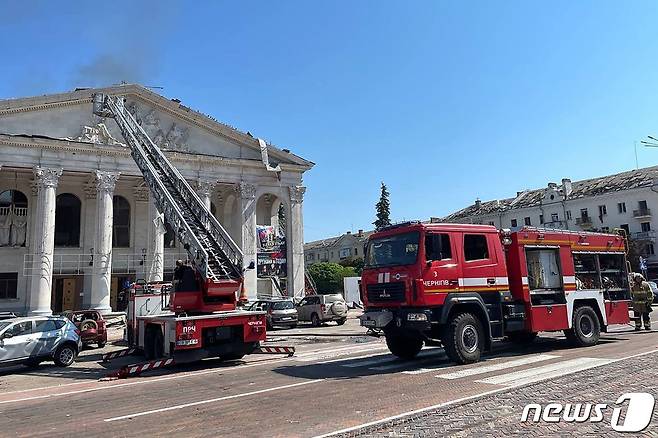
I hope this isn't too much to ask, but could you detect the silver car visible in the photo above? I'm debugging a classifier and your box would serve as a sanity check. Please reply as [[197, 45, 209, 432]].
[[0, 316, 81, 367], [296, 294, 348, 326]]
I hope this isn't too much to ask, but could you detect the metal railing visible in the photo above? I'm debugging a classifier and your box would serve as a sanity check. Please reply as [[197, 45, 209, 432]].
[[575, 216, 593, 226], [632, 231, 656, 240], [633, 208, 652, 218], [23, 253, 183, 277], [0, 206, 27, 217]]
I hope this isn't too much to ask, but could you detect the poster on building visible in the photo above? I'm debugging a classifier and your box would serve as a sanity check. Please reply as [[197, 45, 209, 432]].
[[257, 224, 287, 277], [257, 250, 287, 277]]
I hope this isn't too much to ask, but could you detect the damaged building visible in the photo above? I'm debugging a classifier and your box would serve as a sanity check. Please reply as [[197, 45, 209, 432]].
[[438, 166, 658, 277], [0, 84, 313, 315]]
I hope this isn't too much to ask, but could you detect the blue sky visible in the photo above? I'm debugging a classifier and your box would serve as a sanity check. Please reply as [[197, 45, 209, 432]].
[[2, 1, 658, 241]]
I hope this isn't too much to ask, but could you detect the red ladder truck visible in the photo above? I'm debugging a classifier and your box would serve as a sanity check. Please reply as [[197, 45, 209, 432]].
[[92, 94, 291, 371], [359, 222, 631, 364]]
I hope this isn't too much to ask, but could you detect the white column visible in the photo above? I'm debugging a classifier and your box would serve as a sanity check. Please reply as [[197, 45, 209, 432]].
[[287, 186, 306, 298], [237, 182, 257, 301], [91, 170, 120, 314], [148, 200, 165, 282], [27, 167, 62, 316], [196, 180, 215, 211]]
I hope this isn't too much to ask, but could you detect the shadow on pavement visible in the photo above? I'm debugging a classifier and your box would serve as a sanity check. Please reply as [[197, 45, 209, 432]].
[[271, 334, 630, 381]]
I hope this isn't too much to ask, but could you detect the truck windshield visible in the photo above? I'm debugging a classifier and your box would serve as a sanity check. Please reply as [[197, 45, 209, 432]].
[[365, 231, 420, 268]]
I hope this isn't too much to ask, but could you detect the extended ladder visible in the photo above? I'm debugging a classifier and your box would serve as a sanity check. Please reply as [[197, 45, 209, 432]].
[[92, 94, 243, 284]]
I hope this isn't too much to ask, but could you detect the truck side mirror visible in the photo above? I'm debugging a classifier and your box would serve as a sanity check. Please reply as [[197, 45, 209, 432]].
[[2, 332, 13, 339]]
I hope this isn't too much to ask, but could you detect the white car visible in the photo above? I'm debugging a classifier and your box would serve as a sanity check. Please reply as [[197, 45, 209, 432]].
[[0, 316, 82, 368]]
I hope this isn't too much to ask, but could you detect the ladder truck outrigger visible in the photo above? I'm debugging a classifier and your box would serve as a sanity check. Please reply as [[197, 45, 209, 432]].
[[93, 94, 293, 377]]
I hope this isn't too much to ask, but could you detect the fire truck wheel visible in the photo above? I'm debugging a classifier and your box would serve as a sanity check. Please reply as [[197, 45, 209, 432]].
[[385, 329, 423, 360], [565, 306, 600, 347], [443, 312, 484, 364]]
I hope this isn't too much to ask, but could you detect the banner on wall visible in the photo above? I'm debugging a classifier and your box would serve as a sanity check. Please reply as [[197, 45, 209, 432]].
[[257, 224, 287, 277], [257, 250, 287, 277]]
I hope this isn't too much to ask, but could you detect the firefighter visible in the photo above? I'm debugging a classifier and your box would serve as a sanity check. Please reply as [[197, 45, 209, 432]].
[[173, 259, 184, 291], [631, 273, 653, 331]]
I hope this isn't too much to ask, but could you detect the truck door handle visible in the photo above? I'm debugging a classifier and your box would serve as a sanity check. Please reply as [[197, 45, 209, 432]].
[[487, 278, 496, 285], [449, 280, 459, 286]]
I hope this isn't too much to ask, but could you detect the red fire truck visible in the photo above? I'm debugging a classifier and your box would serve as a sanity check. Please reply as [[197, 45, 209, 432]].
[[360, 222, 631, 364], [92, 94, 287, 373]]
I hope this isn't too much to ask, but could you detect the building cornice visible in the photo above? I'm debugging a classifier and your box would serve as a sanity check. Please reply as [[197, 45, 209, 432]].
[[0, 133, 304, 174], [0, 84, 314, 171]]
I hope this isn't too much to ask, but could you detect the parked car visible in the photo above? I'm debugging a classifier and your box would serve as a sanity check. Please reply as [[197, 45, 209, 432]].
[[296, 294, 348, 326], [0, 316, 81, 367], [248, 299, 298, 329], [62, 310, 107, 348]]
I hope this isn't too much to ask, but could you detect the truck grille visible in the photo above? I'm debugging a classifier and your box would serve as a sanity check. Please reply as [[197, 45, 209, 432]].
[[367, 282, 405, 302]]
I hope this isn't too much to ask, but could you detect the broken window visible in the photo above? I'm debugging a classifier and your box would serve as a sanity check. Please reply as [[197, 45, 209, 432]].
[[54, 193, 81, 247], [0, 190, 28, 247], [112, 195, 131, 248]]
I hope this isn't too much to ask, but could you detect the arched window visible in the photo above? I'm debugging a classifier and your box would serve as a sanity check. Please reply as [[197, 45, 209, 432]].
[[112, 196, 131, 248], [164, 221, 176, 248], [54, 194, 81, 247], [0, 190, 28, 247]]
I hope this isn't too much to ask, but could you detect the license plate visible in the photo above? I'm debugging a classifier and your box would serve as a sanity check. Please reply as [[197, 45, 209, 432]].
[[362, 320, 376, 327]]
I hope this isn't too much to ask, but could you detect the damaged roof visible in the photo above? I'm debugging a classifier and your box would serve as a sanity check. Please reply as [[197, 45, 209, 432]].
[[0, 83, 314, 169], [305, 230, 374, 250], [442, 165, 658, 222]]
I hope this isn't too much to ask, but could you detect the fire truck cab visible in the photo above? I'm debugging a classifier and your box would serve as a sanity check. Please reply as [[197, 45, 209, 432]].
[[360, 222, 631, 364]]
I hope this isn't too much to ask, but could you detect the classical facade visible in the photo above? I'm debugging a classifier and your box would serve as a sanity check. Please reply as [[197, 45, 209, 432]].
[[0, 84, 313, 315], [304, 229, 372, 265], [438, 166, 658, 276]]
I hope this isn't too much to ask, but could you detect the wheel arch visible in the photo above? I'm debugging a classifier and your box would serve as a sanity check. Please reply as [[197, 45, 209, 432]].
[[439, 294, 492, 350], [571, 298, 606, 331]]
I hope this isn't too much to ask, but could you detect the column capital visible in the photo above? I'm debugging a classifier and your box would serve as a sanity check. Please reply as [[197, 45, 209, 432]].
[[289, 185, 306, 204], [94, 170, 120, 195], [236, 182, 256, 200], [33, 167, 63, 190], [196, 179, 216, 198]]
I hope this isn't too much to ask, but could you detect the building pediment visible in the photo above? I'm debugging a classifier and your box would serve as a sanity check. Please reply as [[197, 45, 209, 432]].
[[0, 84, 313, 170]]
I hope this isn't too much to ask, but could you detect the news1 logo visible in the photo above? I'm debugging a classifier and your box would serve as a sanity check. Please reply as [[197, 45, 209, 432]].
[[521, 393, 655, 432]]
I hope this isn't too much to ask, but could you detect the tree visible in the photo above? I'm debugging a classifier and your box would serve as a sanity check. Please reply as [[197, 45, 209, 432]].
[[373, 182, 391, 230], [339, 257, 365, 275], [307, 262, 357, 294]]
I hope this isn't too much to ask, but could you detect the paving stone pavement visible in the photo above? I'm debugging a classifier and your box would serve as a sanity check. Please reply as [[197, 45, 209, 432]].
[[342, 351, 658, 437]]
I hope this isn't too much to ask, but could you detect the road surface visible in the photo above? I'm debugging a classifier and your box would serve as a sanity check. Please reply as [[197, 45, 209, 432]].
[[0, 312, 656, 437]]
